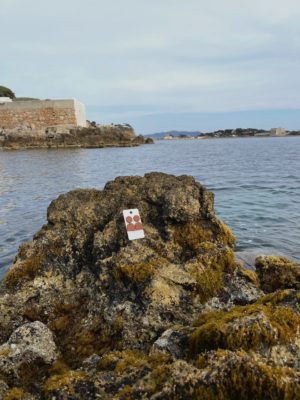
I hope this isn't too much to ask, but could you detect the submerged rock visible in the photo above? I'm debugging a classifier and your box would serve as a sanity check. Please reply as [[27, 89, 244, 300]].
[[0, 172, 299, 399]]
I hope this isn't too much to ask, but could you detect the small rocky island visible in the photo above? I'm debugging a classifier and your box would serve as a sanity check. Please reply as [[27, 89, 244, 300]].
[[0, 173, 299, 399]]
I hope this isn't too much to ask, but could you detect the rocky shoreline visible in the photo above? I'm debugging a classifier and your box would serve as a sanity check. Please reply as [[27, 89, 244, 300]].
[[0, 125, 153, 150], [0, 173, 299, 399]]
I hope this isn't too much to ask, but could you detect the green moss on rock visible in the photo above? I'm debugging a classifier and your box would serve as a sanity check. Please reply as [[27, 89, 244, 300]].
[[3, 388, 27, 400], [0, 347, 12, 358], [4, 252, 43, 287], [173, 223, 214, 252], [185, 240, 236, 303], [186, 261, 224, 303], [190, 302, 300, 355], [237, 266, 259, 286], [98, 349, 170, 373], [43, 370, 87, 394], [256, 289, 297, 306], [255, 256, 300, 293], [98, 350, 171, 398], [190, 350, 300, 400], [218, 221, 236, 248], [114, 257, 168, 284]]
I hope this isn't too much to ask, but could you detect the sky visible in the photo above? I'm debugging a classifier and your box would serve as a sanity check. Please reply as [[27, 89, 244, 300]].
[[1, 0, 300, 134]]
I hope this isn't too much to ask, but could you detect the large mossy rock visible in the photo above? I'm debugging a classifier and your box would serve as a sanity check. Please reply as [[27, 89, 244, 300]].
[[0, 173, 299, 399]]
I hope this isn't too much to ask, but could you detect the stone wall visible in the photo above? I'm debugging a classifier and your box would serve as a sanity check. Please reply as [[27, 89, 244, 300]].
[[0, 99, 86, 130]]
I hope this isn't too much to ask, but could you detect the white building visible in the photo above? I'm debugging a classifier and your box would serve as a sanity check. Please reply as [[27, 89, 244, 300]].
[[163, 134, 174, 140], [0, 97, 13, 103]]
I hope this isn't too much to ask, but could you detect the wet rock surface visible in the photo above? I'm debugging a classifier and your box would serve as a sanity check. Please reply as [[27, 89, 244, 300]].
[[0, 172, 299, 399]]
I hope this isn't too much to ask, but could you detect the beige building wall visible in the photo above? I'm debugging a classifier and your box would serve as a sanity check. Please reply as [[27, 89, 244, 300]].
[[270, 127, 286, 136], [0, 99, 87, 130], [73, 99, 87, 127]]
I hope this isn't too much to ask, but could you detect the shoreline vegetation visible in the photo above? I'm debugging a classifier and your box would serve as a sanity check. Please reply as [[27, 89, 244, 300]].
[[0, 173, 299, 399]]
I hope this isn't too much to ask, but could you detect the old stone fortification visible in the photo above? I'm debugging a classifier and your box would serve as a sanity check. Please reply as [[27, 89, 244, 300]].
[[0, 99, 86, 130], [0, 99, 155, 149]]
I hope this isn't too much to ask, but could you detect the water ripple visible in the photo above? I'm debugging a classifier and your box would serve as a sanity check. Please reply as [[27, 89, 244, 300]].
[[0, 136, 300, 276]]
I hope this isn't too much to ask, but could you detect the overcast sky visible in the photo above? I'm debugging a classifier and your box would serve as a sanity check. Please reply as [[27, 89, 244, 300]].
[[1, 0, 300, 133]]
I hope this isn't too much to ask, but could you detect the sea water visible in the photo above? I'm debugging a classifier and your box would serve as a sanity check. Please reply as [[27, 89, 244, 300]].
[[1, 136, 299, 277]]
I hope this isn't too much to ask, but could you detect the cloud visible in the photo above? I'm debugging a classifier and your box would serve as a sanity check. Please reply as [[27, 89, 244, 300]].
[[1, 0, 300, 131]]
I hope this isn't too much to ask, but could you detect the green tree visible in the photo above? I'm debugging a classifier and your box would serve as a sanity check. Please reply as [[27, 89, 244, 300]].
[[0, 85, 15, 99]]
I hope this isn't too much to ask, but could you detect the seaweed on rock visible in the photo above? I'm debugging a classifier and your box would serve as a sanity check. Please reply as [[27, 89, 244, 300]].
[[0, 173, 299, 399]]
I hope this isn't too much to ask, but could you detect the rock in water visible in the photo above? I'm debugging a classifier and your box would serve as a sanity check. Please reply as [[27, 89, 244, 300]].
[[0, 173, 299, 399], [255, 255, 300, 292], [0, 125, 152, 150]]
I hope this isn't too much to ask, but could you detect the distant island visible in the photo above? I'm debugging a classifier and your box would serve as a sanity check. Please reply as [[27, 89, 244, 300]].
[[148, 127, 300, 140]]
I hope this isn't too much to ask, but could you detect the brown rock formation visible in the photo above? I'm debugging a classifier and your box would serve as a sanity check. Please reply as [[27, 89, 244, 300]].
[[0, 125, 151, 150], [0, 173, 299, 399]]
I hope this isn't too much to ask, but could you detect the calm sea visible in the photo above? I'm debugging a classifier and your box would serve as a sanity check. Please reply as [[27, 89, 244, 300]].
[[1, 136, 299, 277]]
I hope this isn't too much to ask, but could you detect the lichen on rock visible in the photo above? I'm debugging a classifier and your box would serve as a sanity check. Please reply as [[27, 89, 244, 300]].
[[0, 172, 299, 399]]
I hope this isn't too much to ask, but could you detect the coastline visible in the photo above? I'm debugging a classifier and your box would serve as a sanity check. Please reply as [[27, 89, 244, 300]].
[[156, 134, 299, 141], [0, 126, 154, 151]]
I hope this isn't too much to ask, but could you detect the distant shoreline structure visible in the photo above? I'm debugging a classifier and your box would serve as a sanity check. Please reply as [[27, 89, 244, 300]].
[[147, 127, 300, 140], [0, 98, 87, 130]]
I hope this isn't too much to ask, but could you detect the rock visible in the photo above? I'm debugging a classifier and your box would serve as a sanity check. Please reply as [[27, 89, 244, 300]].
[[255, 255, 300, 292], [0, 380, 9, 398], [1, 387, 38, 399], [151, 328, 190, 359], [203, 263, 263, 311], [0, 125, 150, 150], [145, 137, 154, 144], [157, 350, 300, 399], [0, 172, 299, 398], [216, 265, 264, 307], [82, 354, 101, 372], [0, 321, 58, 385], [131, 134, 146, 144], [235, 248, 285, 268], [5, 321, 58, 363]]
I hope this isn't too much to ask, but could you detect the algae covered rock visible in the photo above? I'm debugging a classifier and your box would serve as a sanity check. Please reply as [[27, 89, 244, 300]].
[[2, 173, 235, 359], [255, 255, 300, 293], [0, 172, 299, 399]]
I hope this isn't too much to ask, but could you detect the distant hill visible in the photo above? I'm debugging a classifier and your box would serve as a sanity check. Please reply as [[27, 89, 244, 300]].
[[146, 130, 203, 138]]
